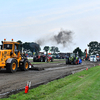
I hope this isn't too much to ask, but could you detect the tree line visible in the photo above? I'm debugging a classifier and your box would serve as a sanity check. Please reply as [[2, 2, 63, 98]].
[[17, 40, 98, 57], [17, 40, 60, 55], [73, 41, 100, 57]]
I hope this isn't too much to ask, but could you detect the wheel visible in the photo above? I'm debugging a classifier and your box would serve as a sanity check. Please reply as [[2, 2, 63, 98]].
[[33, 57, 36, 62], [6, 59, 17, 73], [74, 60, 77, 65], [66, 59, 69, 64], [40, 57, 43, 62], [43, 57, 47, 62], [77, 60, 79, 64], [20, 60, 29, 71], [51, 58, 53, 62], [71, 61, 74, 64]]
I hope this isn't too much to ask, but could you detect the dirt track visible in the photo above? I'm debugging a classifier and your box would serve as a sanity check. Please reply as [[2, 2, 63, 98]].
[[0, 60, 99, 98]]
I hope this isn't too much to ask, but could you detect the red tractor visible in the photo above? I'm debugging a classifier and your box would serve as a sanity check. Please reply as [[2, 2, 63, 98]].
[[33, 53, 53, 62]]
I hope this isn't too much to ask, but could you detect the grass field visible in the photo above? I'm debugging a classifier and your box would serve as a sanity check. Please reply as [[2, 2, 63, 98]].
[[1, 65, 100, 100], [30, 59, 65, 64]]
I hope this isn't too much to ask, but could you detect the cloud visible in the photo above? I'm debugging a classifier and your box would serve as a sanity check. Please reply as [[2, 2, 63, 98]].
[[0, 0, 100, 52], [34, 0, 100, 18], [1, 0, 100, 28]]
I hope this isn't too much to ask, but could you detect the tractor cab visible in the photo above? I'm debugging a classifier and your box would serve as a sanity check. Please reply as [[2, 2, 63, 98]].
[[2, 39, 19, 49], [70, 53, 75, 57], [2, 39, 20, 57]]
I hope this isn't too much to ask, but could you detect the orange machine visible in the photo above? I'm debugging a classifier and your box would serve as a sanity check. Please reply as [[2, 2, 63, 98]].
[[85, 49, 87, 59], [0, 39, 29, 73], [85, 49, 89, 60]]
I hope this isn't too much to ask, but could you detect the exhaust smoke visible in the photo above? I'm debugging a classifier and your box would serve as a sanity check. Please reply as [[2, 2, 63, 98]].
[[53, 30, 73, 47], [36, 29, 74, 47]]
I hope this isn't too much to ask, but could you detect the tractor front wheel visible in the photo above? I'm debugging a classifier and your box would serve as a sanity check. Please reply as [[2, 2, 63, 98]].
[[6, 59, 17, 73]]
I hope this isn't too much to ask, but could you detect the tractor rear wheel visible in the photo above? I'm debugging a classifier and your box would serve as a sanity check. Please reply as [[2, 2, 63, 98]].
[[33, 57, 36, 62], [74, 60, 78, 65], [66, 59, 69, 64], [40, 57, 43, 62], [6, 59, 17, 73], [20, 60, 29, 71]]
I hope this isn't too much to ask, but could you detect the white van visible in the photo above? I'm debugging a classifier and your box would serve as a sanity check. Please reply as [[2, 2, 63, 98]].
[[90, 55, 97, 62]]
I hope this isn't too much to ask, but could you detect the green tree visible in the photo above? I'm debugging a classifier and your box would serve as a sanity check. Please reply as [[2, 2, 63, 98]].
[[50, 46, 60, 54], [17, 40, 23, 52], [51, 46, 56, 54], [43, 46, 49, 55], [23, 42, 41, 55], [30, 42, 41, 55], [88, 41, 100, 55], [17, 40, 22, 44], [55, 47, 60, 54], [50, 46, 55, 54], [73, 47, 83, 57]]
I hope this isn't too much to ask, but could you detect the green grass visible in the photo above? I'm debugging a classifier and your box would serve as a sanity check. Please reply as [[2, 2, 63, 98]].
[[1, 66, 100, 100], [31, 59, 65, 64], [28, 59, 33, 60]]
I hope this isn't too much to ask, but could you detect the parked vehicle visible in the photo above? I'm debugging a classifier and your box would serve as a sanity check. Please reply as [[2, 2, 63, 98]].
[[89, 55, 97, 62], [96, 54, 100, 61]]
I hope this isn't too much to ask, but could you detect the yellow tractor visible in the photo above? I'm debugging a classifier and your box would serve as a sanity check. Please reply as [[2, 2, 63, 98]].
[[0, 39, 29, 73]]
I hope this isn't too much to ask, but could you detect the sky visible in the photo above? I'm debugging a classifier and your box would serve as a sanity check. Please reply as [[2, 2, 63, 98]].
[[0, 0, 100, 52]]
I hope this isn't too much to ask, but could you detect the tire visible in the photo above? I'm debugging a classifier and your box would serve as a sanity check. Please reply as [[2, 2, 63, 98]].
[[66, 59, 69, 64], [77, 60, 79, 64], [33, 57, 36, 62], [43, 57, 47, 62], [74, 60, 77, 65], [71, 61, 74, 65], [43, 57, 45, 62], [51, 58, 53, 62], [6, 59, 18, 73], [40, 57, 43, 62], [20, 60, 29, 71]]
